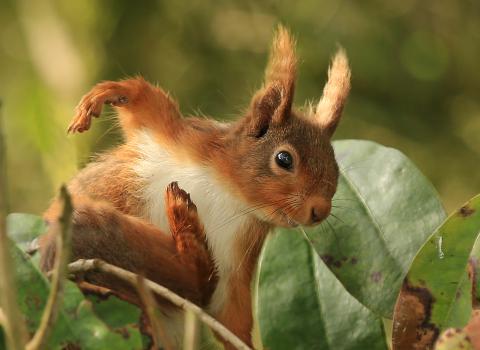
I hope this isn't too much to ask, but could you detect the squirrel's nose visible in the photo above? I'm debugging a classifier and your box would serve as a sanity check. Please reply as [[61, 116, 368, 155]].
[[309, 198, 332, 224]]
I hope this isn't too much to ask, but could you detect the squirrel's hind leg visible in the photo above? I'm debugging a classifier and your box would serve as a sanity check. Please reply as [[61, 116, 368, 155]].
[[68, 77, 183, 140], [40, 190, 216, 307]]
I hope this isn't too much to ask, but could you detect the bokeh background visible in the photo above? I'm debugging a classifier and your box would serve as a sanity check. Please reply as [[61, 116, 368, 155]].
[[0, 0, 479, 214]]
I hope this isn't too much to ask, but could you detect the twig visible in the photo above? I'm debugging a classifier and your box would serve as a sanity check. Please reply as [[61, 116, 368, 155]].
[[26, 186, 73, 350], [0, 307, 6, 326], [136, 275, 175, 350], [183, 309, 199, 350], [0, 101, 28, 349], [68, 259, 253, 350]]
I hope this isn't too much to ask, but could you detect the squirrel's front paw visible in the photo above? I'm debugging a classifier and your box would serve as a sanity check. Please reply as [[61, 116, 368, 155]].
[[165, 182, 216, 302], [165, 181, 203, 247], [68, 81, 129, 134]]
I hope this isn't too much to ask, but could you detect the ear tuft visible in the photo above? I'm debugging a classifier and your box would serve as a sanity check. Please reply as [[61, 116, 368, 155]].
[[245, 25, 297, 136], [315, 48, 351, 136], [265, 25, 297, 97]]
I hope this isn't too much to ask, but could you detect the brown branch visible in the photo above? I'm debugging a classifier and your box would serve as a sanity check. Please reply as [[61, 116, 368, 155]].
[[68, 259, 253, 350], [0, 101, 28, 350], [136, 275, 175, 350], [26, 186, 73, 350]]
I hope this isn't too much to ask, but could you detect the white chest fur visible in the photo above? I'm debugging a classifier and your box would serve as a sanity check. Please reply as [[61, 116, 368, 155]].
[[132, 130, 249, 312]]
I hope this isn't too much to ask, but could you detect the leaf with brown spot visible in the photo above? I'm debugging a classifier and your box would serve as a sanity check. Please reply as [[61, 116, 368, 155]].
[[393, 194, 480, 350], [459, 206, 476, 218]]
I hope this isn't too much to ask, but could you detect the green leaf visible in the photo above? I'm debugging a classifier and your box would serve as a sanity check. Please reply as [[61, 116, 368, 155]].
[[255, 228, 388, 350], [392, 194, 480, 350], [8, 236, 77, 348], [86, 294, 148, 348], [7, 213, 144, 349], [87, 294, 142, 329], [303, 140, 446, 317], [7, 213, 46, 251], [72, 299, 143, 350]]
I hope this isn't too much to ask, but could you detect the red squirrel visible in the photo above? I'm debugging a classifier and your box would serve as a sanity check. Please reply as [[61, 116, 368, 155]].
[[40, 26, 350, 348]]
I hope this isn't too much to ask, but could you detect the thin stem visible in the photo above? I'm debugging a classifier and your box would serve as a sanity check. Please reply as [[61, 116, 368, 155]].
[[0, 307, 6, 327], [0, 101, 28, 350], [68, 259, 252, 350], [26, 186, 73, 350], [136, 275, 175, 350], [183, 309, 198, 350]]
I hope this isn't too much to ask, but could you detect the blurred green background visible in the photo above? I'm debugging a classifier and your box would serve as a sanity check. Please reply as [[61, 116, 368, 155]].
[[0, 0, 479, 214]]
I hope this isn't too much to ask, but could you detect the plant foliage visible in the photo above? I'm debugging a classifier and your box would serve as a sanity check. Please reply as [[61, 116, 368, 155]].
[[1, 140, 479, 350]]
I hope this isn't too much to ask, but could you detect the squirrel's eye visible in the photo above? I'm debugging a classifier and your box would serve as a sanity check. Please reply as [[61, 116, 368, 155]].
[[275, 151, 293, 170]]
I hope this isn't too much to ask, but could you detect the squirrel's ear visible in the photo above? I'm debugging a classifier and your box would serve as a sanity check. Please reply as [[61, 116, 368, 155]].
[[246, 25, 297, 137], [314, 49, 351, 137]]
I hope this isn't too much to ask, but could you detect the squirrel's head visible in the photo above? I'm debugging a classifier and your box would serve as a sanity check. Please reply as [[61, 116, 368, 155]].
[[224, 26, 351, 228]]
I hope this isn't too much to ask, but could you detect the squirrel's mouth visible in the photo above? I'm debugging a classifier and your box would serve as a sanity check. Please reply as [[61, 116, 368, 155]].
[[280, 210, 299, 228], [254, 204, 301, 228]]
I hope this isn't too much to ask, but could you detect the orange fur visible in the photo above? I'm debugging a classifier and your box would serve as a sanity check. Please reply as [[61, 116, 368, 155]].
[[215, 220, 269, 348], [69, 77, 183, 141], [314, 49, 351, 135], [41, 25, 351, 347]]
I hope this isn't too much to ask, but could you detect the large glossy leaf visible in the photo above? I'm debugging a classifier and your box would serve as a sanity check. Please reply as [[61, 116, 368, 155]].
[[6, 213, 144, 349], [392, 194, 480, 350], [255, 228, 388, 350], [303, 140, 446, 317]]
